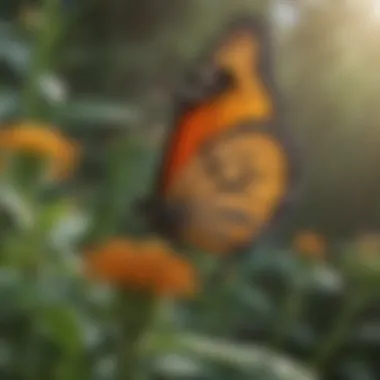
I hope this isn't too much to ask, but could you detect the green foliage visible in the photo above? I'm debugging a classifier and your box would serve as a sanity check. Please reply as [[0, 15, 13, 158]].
[[1, 1, 380, 380]]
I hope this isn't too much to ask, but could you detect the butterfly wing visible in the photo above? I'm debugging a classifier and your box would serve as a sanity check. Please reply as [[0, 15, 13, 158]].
[[140, 16, 298, 255]]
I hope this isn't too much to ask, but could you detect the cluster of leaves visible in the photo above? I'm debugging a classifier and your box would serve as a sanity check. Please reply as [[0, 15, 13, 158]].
[[1, 1, 380, 380]]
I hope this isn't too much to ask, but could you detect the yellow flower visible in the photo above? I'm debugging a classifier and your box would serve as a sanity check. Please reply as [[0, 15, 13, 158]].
[[85, 238, 197, 297], [293, 230, 326, 260], [0, 123, 79, 179]]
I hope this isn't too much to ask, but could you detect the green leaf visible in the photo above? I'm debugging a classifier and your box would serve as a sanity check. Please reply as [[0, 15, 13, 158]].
[[145, 332, 318, 380], [154, 354, 207, 379], [86, 135, 154, 242], [0, 339, 12, 369], [0, 23, 32, 78], [37, 199, 72, 233], [37, 305, 82, 355], [2, 152, 52, 197], [238, 286, 274, 319], [0, 184, 34, 232], [0, 89, 20, 120], [339, 360, 376, 380], [0, 268, 28, 316], [49, 208, 89, 250], [58, 99, 142, 127]]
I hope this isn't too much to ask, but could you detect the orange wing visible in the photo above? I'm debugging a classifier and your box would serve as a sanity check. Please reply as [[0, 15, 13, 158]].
[[143, 17, 294, 255], [160, 21, 275, 194]]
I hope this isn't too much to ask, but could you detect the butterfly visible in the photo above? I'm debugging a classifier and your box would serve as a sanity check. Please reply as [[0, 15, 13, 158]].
[[139, 16, 299, 256]]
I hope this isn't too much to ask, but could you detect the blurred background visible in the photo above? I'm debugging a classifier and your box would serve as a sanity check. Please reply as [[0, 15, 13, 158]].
[[1, 1, 380, 380]]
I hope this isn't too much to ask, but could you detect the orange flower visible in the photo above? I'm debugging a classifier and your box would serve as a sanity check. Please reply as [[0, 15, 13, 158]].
[[293, 230, 326, 260], [85, 238, 197, 297], [0, 123, 79, 179]]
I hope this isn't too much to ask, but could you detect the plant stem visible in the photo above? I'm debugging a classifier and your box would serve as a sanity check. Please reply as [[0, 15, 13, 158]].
[[271, 283, 304, 348], [270, 260, 309, 348], [116, 291, 155, 380], [22, 0, 63, 119], [20, 321, 40, 380]]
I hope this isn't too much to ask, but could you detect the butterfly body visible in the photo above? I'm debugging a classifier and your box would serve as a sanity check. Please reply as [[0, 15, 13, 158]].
[[140, 17, 298, 255]]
